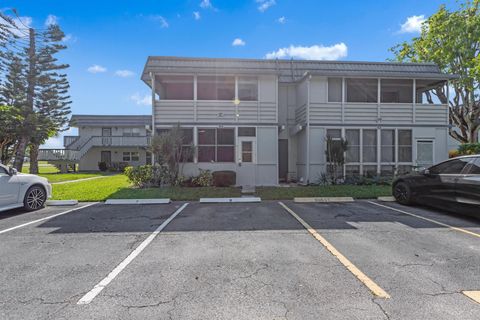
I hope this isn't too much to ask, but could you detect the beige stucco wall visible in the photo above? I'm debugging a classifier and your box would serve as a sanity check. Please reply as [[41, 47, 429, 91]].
[[79, 147, 148, 171]]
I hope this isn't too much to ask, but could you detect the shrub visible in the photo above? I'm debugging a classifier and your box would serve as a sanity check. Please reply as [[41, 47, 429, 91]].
[[124, 165, 169, 188], [449, 149, 460, 158], [98, 161, 108, 172], [212, 170, 236, 187], [191, 169, 213, 187], [458, 143, 480, 156]]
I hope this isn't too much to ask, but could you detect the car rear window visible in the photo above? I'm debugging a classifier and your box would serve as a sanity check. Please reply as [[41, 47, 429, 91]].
[[466, 157, 480, 174]]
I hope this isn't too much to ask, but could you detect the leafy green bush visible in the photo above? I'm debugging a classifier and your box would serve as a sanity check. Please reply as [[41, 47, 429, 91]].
[[458, 143, 480, 156], [98, 161, 108, 172], [124, 165, 169, 188], [191, 169, 213, 187]]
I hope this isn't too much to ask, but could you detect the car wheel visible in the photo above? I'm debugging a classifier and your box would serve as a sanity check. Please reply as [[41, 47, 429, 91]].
[[23, 185, 46, 211], [393, 182, 413, 205]]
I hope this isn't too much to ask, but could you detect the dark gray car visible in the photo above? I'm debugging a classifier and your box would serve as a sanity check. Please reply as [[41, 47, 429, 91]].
[[392, 155, 480, 215]]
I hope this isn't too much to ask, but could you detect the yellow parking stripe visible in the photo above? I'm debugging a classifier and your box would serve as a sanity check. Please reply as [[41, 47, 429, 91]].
[[463, 291, 480, 304], [367, 201, 480, 239], [278, 202, 390, 299]]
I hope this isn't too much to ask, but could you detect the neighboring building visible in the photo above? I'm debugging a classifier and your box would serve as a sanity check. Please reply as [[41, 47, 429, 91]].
[[40, 56, 455, 185]]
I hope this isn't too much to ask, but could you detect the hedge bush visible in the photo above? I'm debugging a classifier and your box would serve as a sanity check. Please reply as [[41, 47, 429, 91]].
[[458, 143, 480, 156], [124, 165, 169, 188]]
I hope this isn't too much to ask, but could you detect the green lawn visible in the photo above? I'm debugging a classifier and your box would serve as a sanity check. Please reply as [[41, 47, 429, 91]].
[[256, 185, 392, 200], [22, 161, 59, 174], [51, 174, 392, 201], [41, 173, 109, 183]]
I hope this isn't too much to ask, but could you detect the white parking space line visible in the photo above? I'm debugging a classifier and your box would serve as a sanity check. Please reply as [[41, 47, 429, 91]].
[[0, 203, 98, 235], [77, 202, 189, 305], [279, 202, 390, 299], [366, 201, 480, 239]]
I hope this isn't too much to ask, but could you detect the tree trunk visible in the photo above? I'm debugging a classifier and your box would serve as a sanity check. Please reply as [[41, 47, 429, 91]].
[[13, 136, 28, 171], [29, 143, 39, 174]]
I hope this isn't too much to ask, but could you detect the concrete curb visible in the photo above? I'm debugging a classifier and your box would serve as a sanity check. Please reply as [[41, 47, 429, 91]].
[[46, 200, 79, 206], [200, 197, 261, 203], [377, 196, 396, 202], [294, 197, 354, 203], [105, 199, 171, 205]]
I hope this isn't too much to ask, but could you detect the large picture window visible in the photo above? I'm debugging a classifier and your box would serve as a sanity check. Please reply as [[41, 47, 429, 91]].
[[398, 130, 412, 162], [328, 78, 342, 102], [238, 76, 258, 101], [345, 129, 360, 162], [381, 129, 395, 162], [346, 78, 378, 103], [156, 128, 194, 162], [362, 129, 377, 162], [381, 79, 413, 103], [197, 76, 235, 100], [155, 75, 194, 100], [198, 128, 235, 162]]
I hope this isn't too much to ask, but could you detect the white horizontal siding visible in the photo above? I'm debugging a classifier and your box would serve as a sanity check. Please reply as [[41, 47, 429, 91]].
[[309, 103, 342, 123], [415, 104, 448, 124], [155, 101, 194, 122], [380, 104, 413, 124], [344, 104, 377, 124]]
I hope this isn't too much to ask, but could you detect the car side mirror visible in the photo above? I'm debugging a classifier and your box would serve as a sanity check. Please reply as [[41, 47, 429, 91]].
[[9, 167, 17, 176]]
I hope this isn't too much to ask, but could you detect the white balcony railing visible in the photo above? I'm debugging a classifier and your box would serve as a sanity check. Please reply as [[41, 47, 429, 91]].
[[38, 149, 79, 161]]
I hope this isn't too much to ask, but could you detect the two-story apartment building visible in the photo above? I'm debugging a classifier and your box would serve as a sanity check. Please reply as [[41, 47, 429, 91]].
[[41, 56, 454, 186]]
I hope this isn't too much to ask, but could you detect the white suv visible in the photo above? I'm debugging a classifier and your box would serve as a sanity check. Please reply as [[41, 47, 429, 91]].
[[0, 163, 52, 212]]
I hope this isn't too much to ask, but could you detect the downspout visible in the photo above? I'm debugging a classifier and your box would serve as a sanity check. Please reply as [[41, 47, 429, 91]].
[[306, 75, 311, 184], [150, 72, 155, 165]]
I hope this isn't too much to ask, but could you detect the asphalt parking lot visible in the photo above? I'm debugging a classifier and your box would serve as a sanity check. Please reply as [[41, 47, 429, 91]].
[[1, 200, 480, 320]]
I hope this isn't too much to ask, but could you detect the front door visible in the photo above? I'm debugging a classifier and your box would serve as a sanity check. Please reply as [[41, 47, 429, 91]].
[[102, 128, 112, 146], [416, 140, 434, 169], [236, 137, 256, 186], [278, 139, 288, 182], [100, 151, 111, 166]]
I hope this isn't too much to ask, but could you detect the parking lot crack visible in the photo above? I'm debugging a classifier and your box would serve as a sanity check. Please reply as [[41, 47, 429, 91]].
[[371, 298, 390, 320]]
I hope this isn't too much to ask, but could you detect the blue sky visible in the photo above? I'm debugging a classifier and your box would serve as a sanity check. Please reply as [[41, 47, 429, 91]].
[[3, 0, 459, 147]]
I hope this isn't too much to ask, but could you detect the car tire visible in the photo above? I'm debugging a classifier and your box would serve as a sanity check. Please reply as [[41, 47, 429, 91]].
[[393, 182, 413, 205], [23, 185, 46, 211]]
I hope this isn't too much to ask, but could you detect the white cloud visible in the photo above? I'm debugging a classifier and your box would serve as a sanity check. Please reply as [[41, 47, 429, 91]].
[[87, 65, 107, 73], [277, 16, 286, 24], [399, 15, 426, 33], [130, 93, 151, 106], [62, 34, 75, 42], [45, 14, 58, 26], [200, 0, 213, 9], [151, 15, 169, 28], [265, 43, 348, 60], [232, 38, 246, 46], [115, 70, 135, 77], [193, 11, 201, 20], [257, 0, 276, 12]]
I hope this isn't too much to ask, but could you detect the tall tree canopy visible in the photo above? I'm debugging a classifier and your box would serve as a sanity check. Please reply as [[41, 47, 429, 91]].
[[391, 0, 480, 143]]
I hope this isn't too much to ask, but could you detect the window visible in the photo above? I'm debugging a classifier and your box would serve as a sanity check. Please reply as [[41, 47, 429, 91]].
[[362, 129, 377, 162], [238, 77, 258, 101], [398, 130, 412, 162], [123, 152, 139, 162], [381, 79, 413, 103], [241, 141, 253, 162], [326, 129, 342, 162], [466, 158, 480, 174], [346, 78, 378, 103], [156, 128, 194, 162], [345, 165, 360, 177], [429, 158, 470, 174], [197, 128, 235, 162], [123, 128, 141, 137], [381, 130, 395, 162], [0, 166, 9, 176], [345, 129, 360, 162], [415, 79, 447, 104], [238, 127, 256, 137], [197, 76, 235, 100], [155, 75, 194, 100], [363, 165, 377, 177], [328, 78, 342, 102]]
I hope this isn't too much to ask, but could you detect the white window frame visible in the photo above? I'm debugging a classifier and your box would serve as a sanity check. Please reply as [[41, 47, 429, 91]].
[[123, 151, 140, 162]]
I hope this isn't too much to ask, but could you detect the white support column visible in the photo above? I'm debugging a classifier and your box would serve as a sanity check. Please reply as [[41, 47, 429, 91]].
[[412, 79, 416, 124], [377, 128, 381, 175], [341, 77, 345, 123], [194, 75, 198, 122], [377, 78, 381, 121], [193, 126, 198, 163], [150, 72, 155, 165], [306, 76, 311, 184]]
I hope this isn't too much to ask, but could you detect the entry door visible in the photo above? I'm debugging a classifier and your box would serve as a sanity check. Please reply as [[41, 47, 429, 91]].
[[416, 140, 434, 169], [102, 128, 112, 146], [100, 151, 111, 165], [278, 139, 288, 182], [236, 137, 256, 186]]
